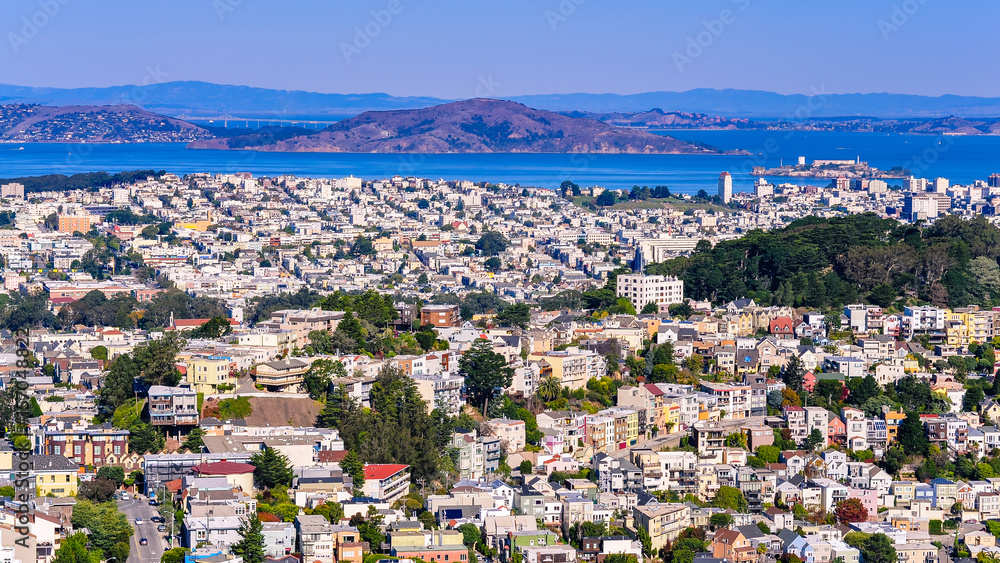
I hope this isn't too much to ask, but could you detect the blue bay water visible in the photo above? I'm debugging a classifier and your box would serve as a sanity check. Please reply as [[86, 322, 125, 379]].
[[0, 130, 996, 194]]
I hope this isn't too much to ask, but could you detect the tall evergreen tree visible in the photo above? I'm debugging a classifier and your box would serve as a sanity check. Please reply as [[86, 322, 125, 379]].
[[231, 514, 266, 563], [459, 338, 515, 413], [342, 450, 366, 496], [782, 355, 805, 394]]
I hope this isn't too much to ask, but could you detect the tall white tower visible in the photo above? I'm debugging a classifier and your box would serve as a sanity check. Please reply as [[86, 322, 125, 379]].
[[718, 172, 733, 203]]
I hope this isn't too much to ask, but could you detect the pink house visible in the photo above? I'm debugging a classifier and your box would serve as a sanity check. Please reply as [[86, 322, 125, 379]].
[[828, 417, 847, 445], [847, 487, 879, 521], [802, 371, 817, 393]]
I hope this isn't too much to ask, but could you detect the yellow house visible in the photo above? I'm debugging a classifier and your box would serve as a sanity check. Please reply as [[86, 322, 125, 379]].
[[34, 455, 80, 497], [184, 354, 236, 395]]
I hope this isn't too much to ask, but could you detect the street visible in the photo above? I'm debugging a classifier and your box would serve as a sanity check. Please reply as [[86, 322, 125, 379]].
[[117, 493, 169, 563]]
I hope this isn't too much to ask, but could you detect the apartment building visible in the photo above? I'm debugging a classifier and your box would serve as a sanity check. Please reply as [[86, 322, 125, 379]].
[[420, 304, 461, 328], [149, 385, 199, 426], [615, 274, 684, 313], [632, 503, 691, 550], [254, 358, 310, 391]]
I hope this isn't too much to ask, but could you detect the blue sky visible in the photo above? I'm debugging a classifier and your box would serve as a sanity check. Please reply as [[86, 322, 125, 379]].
[[1, 0, 996, 98]]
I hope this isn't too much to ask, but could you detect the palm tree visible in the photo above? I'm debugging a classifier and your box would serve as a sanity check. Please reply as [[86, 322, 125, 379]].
[[536, 376, 562, 402]]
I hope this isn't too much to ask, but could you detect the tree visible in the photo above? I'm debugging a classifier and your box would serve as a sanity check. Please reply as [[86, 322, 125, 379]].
[[181, 428, 205, 453], [78, 478, 118, 503], [782, 355, 806, 394], [519, 460, 533, 474], [756, 445, 780, 464], [128, 423, 164, 456], [710, 513, 733, 527], [232, 514, 266, 563], [51, 533, 92, 563], [98, 354, 139, 416], [133, 332, 185, 387], [90, 345, 108, 360], [458, 523, 481, 548], [459, 338, 515, 412], [495, 303, 531, 329], [475, 231, 510, 256], [96, 465, 125, 486], [537, 376, 562, 402], [859, 533, 897, 563], [803, 428, 825, 450], [303, 359, 346, 400], [641, 302, 660, 315], [595, 190, 617, 207], [835, 498, 869, 524], [342, 450, 366, 496], [897, 411, 929, 456], [713, 486, 748, 512], [334, 309, 365, 353], [250, 448, 294, 490]]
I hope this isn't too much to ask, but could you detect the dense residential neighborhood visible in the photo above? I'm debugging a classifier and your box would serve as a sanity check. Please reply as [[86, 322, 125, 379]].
[[6, 170, 1000, 563]]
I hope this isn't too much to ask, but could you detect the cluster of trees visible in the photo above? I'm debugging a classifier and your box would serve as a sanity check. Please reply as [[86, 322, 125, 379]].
[[52, 499, 132, 563], [316, 364, 462, 482], [1, 169, 165, 195], [55, 289, 228, 330], [646, 214, 1000, 310], [627, 185, 673, 200]]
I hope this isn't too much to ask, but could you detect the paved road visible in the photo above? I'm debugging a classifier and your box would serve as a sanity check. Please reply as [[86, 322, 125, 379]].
[[117, 494, 168, 563]]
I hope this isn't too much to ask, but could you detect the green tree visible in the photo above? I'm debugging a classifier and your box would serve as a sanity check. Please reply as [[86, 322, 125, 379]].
[[303, 359, 347, 400], [231, 514, 266, 563], [537, 376, 562, 402], [859, 533, 897, 563], [897, 411, 929, 456], [641, 302, 660, 315], [495, 303, 531, 329], [90, 345, 108, 360], [128, 423, 165, 456], [98, 354, 139, 416], [249, 448, 294, 490], [803, 428, 825, 450], [334, 310, 365, 353], [710, 513, 733, 527], [342, 450, 366, 496], [475, 231, 510, 256], [96, 465, 125, 486], [51, 533, 92, 563], [459, 338, 515, 412], [519, 460, 533, 474], [756, 445, 780, 464], [782, 355, 806, 394], [180, 428, 205, 453], [713, 486, 748, 512]]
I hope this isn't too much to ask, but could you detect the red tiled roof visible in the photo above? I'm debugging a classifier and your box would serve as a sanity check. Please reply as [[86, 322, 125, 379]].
[[363, 463, 409, 480], [192, 460, 255, 475]]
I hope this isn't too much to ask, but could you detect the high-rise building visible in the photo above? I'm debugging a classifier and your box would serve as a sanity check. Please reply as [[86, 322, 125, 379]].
[[718, 172, 732, 203], [904, 176, 928, 193], [989, 174, 1000, 188], [932, 177, 949, 194]]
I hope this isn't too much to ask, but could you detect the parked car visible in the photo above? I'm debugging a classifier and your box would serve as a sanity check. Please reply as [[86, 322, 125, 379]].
[[157, 524, 167, 533]]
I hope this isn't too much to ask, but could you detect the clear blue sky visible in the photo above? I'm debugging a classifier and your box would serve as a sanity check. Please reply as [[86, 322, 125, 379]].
[[2, 0, 996, 98]]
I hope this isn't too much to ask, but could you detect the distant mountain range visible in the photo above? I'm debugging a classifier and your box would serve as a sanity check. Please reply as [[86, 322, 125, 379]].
[[189, 99, 738, 154], [570, 109, 1000, 135], [3, 81, 1000, 119]]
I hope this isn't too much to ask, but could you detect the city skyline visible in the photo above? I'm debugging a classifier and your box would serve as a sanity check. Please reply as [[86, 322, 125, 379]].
[[1, 1, 996, 99]]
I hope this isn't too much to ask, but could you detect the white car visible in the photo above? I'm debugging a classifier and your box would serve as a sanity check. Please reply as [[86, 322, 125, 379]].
[[135, 517, 143, 525]]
